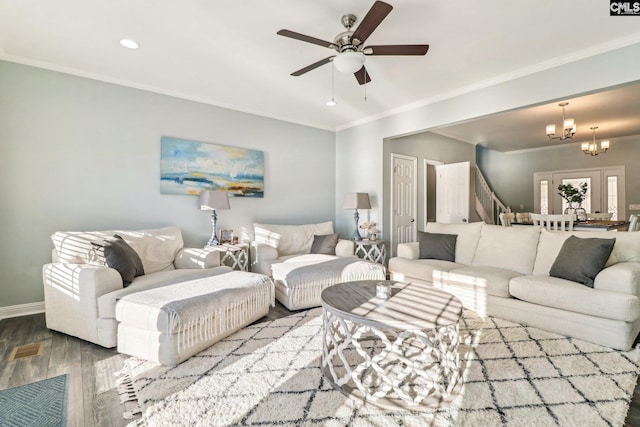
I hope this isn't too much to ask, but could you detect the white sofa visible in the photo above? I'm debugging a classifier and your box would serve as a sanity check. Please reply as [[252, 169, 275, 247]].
[[388, 222, 640, 350], [251, 221, 386, 310], [43, 226, 228, 348]]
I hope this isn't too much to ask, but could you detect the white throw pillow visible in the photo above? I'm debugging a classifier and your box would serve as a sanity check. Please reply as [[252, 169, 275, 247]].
[[118, 226, 183, 274], [532, 229, 571, 275], [51, 230, 115, 264], [471, 224, 541, 275], [51, 226, 183, 274]]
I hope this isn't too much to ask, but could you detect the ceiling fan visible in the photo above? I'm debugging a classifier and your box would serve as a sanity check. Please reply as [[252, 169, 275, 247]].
[[277, 1, 429, 85]]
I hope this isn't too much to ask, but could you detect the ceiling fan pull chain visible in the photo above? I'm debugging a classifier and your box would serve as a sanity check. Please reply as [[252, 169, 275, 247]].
[[364, 58, 368, 101]]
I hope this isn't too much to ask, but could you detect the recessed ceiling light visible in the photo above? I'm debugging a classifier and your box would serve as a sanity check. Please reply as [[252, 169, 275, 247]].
[[119, 39, 139, 49]]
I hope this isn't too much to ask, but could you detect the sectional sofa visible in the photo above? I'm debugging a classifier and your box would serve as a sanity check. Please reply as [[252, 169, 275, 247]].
[[388, 222, 640, 350]]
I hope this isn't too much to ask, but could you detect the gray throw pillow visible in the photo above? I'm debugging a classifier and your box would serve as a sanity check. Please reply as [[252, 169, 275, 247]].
[[92, 235, 145, 286], [417, 231, 457, 262], [549, 235, 615, 288], [310, 233, 340, 255]]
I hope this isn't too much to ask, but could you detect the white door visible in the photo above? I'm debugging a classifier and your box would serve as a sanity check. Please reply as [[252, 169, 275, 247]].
[[436, 161, 470, 223], [552, 171, 601, 215], [424, 159, 444, 230], [391, 154, 417, 251]]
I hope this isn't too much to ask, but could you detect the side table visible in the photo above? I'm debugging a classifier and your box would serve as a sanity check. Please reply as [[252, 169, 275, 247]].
[[354, 239, 386, 264], [205, 243, 249, 271]]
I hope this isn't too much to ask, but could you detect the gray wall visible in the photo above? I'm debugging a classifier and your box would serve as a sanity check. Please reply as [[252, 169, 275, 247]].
[[476, 136, 640, 215], [0, 61, 335, 308], [382, 132, 479, 245]]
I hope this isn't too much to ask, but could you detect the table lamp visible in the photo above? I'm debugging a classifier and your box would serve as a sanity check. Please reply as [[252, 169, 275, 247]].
[[199, 190, 230, 246], [343, 192, 371, 240]]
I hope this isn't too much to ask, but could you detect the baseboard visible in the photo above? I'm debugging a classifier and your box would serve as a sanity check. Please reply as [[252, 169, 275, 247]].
[[0, 301, 45, 321]]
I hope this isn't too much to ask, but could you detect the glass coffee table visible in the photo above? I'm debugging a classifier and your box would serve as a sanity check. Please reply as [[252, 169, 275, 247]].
[[320, 280, 463, 410]]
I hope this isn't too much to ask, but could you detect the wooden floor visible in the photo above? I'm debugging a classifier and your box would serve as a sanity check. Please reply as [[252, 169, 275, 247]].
[[1, 305, 639, 426]]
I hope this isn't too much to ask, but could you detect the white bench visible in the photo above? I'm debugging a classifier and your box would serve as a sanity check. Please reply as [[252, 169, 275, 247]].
[[115, 271, 274, 365]]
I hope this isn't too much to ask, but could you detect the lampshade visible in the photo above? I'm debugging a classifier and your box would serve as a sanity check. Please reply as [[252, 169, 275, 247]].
[[333, 51, 365, 74], [343, 192, 371, 209], [199, 190, 230, 210]]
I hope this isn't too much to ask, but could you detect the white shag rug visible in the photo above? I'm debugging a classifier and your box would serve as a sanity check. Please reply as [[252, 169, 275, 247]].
[[118, 308, 640, 426]]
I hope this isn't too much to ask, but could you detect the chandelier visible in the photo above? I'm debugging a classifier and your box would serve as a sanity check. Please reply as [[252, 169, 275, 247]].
[[582, 127, 610, 156], [546, 102, 576, 140]]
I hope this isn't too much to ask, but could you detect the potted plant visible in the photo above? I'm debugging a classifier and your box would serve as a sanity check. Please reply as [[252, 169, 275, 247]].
[[557, 183, 588, 220]]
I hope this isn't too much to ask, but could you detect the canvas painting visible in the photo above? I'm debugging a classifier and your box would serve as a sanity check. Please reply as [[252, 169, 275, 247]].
[[160, 136, 264, 197]]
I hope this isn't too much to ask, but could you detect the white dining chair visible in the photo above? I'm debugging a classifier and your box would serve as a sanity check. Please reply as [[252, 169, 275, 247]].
[[530, 213, 574, 231], [516, 212, 531, 223], [586, 212, 613, 220], [499, 212, 515, 227], [629, 214, 639, 232]]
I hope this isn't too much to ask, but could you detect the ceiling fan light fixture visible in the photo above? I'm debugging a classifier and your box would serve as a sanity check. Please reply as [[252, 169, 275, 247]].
[[333, 51, 365, 74], [119, 39, 139, 49]]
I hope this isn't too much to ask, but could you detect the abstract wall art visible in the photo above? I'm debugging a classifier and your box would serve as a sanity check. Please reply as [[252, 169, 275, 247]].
[[160, 136, 264, 197]]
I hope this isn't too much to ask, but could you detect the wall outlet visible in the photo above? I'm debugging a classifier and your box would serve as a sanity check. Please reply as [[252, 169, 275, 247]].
[[630, 204, 640, 211]]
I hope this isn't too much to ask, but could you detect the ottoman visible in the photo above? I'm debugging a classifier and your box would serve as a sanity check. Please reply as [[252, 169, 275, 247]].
[[115, 271, 274, 365], [271, 254, 386, 310]]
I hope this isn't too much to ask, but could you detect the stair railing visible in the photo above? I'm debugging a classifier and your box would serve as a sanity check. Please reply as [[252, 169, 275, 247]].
[[475, 167, 509, 224]]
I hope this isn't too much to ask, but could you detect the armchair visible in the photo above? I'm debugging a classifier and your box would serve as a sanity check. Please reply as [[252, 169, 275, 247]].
[[43, 226, 225, 348], [250, 221, 385, 310], [251, 221, 355, 276]]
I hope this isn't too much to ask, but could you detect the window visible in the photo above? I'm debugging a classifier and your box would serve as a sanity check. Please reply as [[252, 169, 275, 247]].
[[534, 166, 625, 219], [607, 176, 618, 220], [560, 177, 591, 214], [540, 180, 549, 214]]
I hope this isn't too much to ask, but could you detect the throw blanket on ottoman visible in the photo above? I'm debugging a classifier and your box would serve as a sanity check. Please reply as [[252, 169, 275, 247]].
[[271, 254, 386, 310], [116, 271, 274, 365]]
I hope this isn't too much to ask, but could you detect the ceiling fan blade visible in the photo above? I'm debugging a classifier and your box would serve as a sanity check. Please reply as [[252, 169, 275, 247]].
[[365, 44, 430, 56], [277, 29, 337, 49], [351, 1, 393, 45], [354, 66, 372, 85], [291, 56, 335, 76]]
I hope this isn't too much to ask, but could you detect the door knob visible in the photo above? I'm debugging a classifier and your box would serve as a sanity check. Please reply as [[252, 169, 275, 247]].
[[410, 219, 415, 223]]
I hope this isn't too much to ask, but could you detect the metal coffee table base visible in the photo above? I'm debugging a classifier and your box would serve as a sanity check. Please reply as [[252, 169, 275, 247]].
[[322, 309, 462, 410]]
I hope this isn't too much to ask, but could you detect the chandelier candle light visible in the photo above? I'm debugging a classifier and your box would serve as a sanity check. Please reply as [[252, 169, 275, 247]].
[[343, 192, 371, 240], [199, 190, 230, 246], [582, 126, 610, 156], [546, 102, 576, 140]]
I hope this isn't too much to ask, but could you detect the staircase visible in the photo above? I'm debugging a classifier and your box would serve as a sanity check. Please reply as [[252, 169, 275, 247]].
[[475, 167, 509, 224]]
